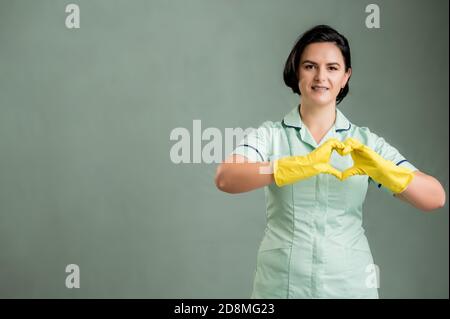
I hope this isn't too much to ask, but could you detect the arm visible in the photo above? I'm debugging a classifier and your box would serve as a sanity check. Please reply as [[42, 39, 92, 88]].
[[394, 171, 446, 212], [215, 154, 274, 194], [340, 138, 446, 212], [215, 138, 344, 193]]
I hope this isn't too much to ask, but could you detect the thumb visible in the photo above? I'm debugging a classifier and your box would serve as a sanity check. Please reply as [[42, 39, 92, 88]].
[[341, 166, 365, 180], [321, 164, 343, 180]]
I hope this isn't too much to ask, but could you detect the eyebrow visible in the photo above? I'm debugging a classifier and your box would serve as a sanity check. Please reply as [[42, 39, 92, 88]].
[[302, 60, 341, 66]]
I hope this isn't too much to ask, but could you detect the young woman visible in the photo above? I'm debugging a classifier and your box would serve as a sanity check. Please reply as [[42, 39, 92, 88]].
[[214, 25, 446, 298]]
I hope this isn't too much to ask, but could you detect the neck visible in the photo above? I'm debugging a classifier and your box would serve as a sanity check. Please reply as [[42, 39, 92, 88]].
[[298, 101, 336, 132]]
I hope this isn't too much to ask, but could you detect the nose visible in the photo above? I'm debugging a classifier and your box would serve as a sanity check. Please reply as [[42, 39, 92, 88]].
[[314, 67, 327, 82]]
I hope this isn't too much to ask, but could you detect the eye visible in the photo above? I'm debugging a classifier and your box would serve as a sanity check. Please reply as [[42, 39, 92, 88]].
[[328, 66, 338, 71], [304, 64, 314, 70]]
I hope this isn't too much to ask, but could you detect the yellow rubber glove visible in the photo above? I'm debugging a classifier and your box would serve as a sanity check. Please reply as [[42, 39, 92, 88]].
[[274, 138, 345, 187], [339, 138, 414, 194]]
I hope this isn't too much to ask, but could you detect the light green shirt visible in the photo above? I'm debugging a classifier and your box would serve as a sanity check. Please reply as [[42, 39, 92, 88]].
[[232, 105, 417, 299]]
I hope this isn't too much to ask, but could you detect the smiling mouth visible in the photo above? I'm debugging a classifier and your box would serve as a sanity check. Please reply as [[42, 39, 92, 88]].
[[312, 86, 329, 91]]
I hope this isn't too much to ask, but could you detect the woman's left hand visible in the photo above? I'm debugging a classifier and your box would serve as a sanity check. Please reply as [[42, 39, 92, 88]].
[[338, 138, 415, 194]]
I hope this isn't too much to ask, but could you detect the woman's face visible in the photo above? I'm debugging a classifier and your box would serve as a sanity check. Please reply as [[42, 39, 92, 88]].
[[298, 42, 352, 107]]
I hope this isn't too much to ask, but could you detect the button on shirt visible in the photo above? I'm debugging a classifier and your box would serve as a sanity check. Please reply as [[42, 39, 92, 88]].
[[232, 105, 417, 299]]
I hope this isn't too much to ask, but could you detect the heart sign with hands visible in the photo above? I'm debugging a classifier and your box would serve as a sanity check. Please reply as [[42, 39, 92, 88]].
[[274, 137, 414, 194]]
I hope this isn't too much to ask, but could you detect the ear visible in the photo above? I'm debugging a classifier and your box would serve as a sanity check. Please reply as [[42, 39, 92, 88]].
[[342, 67, 352, 87]]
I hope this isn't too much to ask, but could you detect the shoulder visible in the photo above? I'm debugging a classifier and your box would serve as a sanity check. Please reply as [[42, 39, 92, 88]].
[[345, 122, 385, 149], [258, 120, 282, 129], [253, 120, 284, 136]]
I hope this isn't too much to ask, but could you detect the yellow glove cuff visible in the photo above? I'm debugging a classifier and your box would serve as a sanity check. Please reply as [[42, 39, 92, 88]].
[[274, 155, 314, 187], [375, 158, 415, 194]]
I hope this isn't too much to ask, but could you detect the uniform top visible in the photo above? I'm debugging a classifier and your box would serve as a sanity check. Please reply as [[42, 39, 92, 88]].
[[231, 104, 418, 298]]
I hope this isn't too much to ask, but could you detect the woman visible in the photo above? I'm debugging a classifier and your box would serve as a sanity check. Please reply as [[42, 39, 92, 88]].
[[214, 25, 446, 298]]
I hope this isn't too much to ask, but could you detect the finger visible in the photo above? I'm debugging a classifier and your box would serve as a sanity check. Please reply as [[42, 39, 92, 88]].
[[323, 139, 347, 156], [322, 164, 343, 180], [343, 138, 363, 150], [312, 139, 340, 158], [323, 138, 344, 149], [341, 167, 365, 180], [335, 144, 353, 156]]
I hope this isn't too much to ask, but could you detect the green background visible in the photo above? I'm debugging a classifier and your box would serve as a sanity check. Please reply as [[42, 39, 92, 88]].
[[0, 0, 448, 298]]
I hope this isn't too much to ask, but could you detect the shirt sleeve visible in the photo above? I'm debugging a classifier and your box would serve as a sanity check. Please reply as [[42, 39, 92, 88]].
[[365, 129, 418, 194], [231, 121, 273, 162]]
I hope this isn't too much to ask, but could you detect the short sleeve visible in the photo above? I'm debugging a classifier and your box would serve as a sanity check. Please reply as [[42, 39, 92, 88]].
[[231, 121, 273, 162], [365, 129, 418, 194]]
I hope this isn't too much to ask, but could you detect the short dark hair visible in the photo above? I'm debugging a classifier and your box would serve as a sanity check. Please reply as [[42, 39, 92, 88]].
[[283, 25, 352, 105]]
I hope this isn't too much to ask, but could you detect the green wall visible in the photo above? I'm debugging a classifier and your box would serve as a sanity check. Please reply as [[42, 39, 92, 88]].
[[0, 0, 448, 298]]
